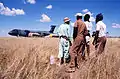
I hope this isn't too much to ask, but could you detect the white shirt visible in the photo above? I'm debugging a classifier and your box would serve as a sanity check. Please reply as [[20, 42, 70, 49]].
[[96, 21, 106, 37], [57, 23, 71, 38], [84, 21, 93, 31]]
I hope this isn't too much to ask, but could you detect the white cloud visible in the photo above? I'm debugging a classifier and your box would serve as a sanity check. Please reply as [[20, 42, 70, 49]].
[[82, 9, 95, 22], [27, 0, 36, 4], [85, 11, 93, 16], [0, 2, 25, 16], [82, 9, 93, 15], [90, 16, 95, 22], [46, 5, 52, 9], [112, 23, 120, 28], [12, 8, 25, 15], [40, 14, 51, 22], [82, 9, 89, 13]]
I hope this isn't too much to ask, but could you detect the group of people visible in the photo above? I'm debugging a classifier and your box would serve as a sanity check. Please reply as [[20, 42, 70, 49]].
[[57, 13, 107, 72]]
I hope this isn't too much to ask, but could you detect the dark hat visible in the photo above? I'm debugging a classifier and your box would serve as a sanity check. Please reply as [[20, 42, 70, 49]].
[[96, 13, 103, 21]]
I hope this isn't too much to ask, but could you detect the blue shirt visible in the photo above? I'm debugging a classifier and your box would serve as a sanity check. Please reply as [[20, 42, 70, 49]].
[[57, 23, 71, 39]]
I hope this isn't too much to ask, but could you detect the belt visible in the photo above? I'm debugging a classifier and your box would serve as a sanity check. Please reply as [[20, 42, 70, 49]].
[[60, 36, 67, 38], [60, 35, 69, 40]]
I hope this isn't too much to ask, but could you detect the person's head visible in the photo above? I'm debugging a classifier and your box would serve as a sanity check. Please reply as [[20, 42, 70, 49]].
[[64, 17, 70, 24], [75, 13, 83, 20], [96, 13, 103, 23], [84, 14, 90, 22]]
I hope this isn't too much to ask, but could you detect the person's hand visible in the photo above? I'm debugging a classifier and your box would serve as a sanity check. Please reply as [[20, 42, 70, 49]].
[[69, 41, 72, 46], [92, 41, 95, 45]]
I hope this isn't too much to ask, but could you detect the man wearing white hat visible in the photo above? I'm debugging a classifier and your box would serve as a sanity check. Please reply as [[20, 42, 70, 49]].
[[68, 13, 88, 72], [57, 17, 72, 65]]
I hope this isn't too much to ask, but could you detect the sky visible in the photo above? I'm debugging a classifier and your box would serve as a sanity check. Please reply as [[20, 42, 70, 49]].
[[0, 0, 120, 37]]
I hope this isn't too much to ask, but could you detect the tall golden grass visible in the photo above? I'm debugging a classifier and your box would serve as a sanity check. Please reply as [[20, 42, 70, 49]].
[[0, 37, 120, 79]]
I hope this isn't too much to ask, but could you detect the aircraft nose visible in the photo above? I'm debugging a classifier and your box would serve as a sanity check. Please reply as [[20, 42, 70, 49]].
[[8, 31, 13, 35]]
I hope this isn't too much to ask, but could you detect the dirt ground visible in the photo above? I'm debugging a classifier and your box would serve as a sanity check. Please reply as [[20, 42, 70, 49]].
[[0, 37, 120, 79]]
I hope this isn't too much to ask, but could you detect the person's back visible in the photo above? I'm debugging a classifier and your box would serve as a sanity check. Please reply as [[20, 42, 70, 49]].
[[84, 14, 92, 58], [84, 21, 92, 31], [57, 17, 71, 65], [58, 23, 70, 38], [92, 13, 107, 56], [74, 19, 87, 38], [68, 13, 88, 72], [96, 21, 106, 37]]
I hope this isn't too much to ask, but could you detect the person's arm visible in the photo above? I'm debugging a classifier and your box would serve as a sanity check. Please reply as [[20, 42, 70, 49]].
[[92, 23, 100, 45], [67, 26, 72, 46], [92, 31, 99, 45], [89, 22, 93, 31], [83, 23, 88, 37], [73, 22, 78, 40]]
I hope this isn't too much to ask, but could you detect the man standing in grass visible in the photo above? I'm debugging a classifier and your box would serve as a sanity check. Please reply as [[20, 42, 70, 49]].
[[67, 13, 88, 72], [57, 17, 72, 65], [84, 14, 93, 59], [92, 13, 107, 56]]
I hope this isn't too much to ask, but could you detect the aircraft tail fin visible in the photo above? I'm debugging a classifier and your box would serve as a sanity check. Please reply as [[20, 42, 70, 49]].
[[49, 25, 56, 33]]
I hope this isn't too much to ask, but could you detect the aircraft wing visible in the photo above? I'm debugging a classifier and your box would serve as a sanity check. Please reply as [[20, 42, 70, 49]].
[[45, 34, 59, 38]]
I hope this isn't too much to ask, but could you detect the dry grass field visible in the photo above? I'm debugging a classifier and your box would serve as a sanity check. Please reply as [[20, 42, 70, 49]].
[[0, 37, 120, 79]]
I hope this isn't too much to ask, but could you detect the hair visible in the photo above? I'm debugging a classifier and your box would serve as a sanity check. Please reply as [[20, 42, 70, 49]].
[[65, 21, 70, 25], [96, 13, 103, 24], [84, 14, 90, 22], [76, 16, 82, 20]]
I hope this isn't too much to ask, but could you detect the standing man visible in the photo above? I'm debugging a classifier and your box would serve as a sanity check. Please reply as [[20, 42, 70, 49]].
[[68, 13, 88, 71], [92, 13, 107, 56], [57, 17, 72, 65], [84, 14, 93, 58]]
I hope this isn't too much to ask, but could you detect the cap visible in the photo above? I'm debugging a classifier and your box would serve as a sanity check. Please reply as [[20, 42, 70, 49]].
[[64, 17, 70, 22], [96, 13, 103, 18], [75, 13, 83, 16], [96, 13, 103, 21]]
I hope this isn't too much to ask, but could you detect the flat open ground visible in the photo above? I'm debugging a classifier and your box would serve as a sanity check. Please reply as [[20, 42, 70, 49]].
[[0, 37, 120, 79]]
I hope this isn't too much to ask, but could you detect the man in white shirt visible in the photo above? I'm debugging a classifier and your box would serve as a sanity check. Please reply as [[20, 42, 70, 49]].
[[92, 13, 107, 56], [84, 14, 93, 58], [57, 17, 72, 65]]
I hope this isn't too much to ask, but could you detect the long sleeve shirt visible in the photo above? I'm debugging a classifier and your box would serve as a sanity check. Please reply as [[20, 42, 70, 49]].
[[74, 19, 88, 39]]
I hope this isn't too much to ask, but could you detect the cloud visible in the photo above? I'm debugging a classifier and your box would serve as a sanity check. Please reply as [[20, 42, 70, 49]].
[[46, 5, 52, 9], [112, 23, 120, 28], [40, 14, 51, 22], [82, 9, 89, 13], [85, 11, 93, 16], [82, 9, 95, 22], [23, 0, 27, 4], [27, 0, 36, 4], [0, 2, 25, 16], [90, 16, 95, 22]]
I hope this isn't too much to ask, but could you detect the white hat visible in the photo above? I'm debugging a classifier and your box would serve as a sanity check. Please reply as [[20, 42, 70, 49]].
[[64, 17, 70, 22], [75, 13, 83, 16]]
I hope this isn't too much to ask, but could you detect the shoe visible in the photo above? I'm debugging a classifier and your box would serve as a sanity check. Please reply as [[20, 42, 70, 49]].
[[65, 67, 76, 73]]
